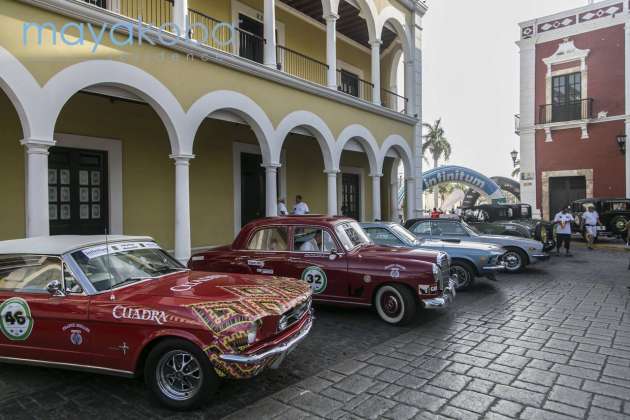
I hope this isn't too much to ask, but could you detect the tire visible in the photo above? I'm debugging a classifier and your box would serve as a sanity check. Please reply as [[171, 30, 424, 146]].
[[374, 284, 417, 326], [450, 260, 475, 290], [502, 248, 527, 273], [144, 338, 219, 411], [610, 215, 629, 235]]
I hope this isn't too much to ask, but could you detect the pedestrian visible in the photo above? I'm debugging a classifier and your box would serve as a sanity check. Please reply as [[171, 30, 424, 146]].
[[430, 208, 441, 219], [582, 205, 600, 250], [277, 198, 288, 216], [553, 206, 575, 257], [292, 195, 310, 215]]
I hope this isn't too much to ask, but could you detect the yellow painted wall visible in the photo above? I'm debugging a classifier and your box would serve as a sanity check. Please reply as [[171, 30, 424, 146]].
[[2, 1, 414, 144], [0, 92, 26, 240]]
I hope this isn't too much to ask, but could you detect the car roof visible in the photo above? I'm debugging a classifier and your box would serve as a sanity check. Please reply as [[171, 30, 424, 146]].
[[0, 235, 155, 255], [573, 197, 630, 203], [246, 215, 356, 226], [360, 222, 397, 228]]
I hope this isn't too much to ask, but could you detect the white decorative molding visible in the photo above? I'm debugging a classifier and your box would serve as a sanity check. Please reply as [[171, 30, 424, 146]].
[[541, 169, 593, 220], [544, 127, 553, 143], [543, 39, 590, 70]]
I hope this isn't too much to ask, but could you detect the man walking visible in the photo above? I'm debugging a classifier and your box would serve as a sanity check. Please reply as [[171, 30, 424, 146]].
[[582, 206, 600, 250], [278, 198, 289, 216], [293, 195, 310, 215], [554, 206, 574, 257]]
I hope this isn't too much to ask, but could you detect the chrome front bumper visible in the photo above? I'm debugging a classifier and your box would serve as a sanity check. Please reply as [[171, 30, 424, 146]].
[[531, 253, 550, 262], [482, 263, 506, 272], [422, 278, 456, 308], [219, 316, 313, 367]]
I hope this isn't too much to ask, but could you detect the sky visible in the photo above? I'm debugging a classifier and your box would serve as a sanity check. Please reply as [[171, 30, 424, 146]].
[[421, 0, 589, 179]]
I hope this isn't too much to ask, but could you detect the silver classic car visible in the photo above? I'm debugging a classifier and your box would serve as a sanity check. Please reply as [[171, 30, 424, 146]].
[[403, 218, 550, 273], [361, 222, 506, 290]]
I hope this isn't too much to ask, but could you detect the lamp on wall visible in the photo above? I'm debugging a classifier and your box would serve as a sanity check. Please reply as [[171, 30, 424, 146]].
[[510, 149, 519, 167], [617, 134, 627, 154]]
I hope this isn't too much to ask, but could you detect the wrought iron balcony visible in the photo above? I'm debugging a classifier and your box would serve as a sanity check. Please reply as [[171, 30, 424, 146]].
[[336, 70, 373, 104], [538, 98, 594, 124], [276, 46, 328, 86], [382, 89, 408, 114]]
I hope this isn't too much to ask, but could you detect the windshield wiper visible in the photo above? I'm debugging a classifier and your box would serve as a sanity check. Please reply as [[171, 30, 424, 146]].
[[152, 266, 187, 276], [114, 276, 154, 289]]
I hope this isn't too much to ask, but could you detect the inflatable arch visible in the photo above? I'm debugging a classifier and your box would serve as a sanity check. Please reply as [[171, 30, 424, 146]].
[[461, 176, 520, 209], [422, 165, 506, 204]]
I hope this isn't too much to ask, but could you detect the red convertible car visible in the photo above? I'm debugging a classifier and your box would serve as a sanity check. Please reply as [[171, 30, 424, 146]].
[[189, 216, 455, 325], [0, 236, 312, 410]]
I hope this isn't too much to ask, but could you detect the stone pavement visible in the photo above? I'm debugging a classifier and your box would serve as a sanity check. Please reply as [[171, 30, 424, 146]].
[[227, 249, 630, 420]]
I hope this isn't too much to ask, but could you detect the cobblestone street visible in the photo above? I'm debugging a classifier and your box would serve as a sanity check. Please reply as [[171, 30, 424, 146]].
[[0, 247, 629, 420]]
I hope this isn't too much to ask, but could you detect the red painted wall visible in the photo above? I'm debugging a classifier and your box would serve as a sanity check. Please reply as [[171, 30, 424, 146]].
[[533, 24, 626, 210]]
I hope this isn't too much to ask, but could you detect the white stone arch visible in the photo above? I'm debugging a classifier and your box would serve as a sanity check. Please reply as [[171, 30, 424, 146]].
[[43, 60, 187, 155], [379, 134, 413, 176], [332, 0, 378, 43], [186, 90, 275, 164], [273, 111, 336, 172], [377, 7, 412, 57], [335, 124, 380, 175], [0, 46, 47, 141]]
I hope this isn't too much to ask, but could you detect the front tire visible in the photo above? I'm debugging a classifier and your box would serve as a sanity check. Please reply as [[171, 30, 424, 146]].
[[503, 248, 527, 273], [144, 338, 219, 411], [374, 284, 416, 326], [450, 261, 475, 290]]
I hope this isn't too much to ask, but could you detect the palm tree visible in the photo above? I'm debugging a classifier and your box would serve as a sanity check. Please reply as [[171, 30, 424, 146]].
[[422, 118, 452, 206]]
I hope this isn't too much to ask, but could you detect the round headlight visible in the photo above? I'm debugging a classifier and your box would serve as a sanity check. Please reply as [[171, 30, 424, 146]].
[[246, 320, 261, 345]]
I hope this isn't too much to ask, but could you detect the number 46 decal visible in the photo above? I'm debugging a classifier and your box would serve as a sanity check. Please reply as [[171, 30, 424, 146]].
[[301, 266, 328, 294], [0, 297, 34, 341]]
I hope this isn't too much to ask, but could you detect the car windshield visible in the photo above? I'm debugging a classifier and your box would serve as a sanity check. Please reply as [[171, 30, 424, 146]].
[[335, 222, 372, 251], [461, 221, 481, 236], [390, 224, 420, 246], [71, 241, 185, 292]]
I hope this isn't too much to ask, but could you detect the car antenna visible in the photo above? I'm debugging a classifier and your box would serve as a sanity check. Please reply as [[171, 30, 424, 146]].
[[105, 228, 115, 301]]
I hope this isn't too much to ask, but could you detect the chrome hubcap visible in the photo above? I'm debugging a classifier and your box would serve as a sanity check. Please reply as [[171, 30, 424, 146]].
[[381, 293, 401, 317], [450, 266, 470, 288], [504, 253, 521, 269], [156, 350, 202, 401]]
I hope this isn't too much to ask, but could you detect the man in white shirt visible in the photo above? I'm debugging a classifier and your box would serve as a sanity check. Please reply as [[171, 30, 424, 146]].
[[582, 206, 600, 250], [554, 207, 575, 257], [277, 198, 289, 216], [293, 195, 310, 215]]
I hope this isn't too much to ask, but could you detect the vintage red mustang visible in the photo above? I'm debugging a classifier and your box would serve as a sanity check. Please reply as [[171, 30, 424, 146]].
[[189, 216, 455, 325], [0, 236, 312, 410]]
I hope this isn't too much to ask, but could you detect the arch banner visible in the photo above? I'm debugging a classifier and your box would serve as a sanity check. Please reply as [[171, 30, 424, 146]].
[[422, 165, 506, 203]]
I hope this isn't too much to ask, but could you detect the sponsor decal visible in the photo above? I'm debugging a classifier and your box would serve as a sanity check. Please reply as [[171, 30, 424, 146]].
[[363, 275, 372, 284], [301, 266, 327, 294], [82, 241, 159, 259], [112, 305, 167, 325], [170, 274, 228, 292], [247, 260, 264, 267], [257, 269, 274, 275], [385, 264, 406, 279], [62, 323, 90, 346], [0, 298, 34, 341]]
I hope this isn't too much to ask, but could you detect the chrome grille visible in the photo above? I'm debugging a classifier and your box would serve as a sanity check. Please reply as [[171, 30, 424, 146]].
[[278, 298, 311, 332], [437, 252, 449, 291]]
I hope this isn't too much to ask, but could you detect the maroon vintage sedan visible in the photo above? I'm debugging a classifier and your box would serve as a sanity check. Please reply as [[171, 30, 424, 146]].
[[189, 216, 455, 325]]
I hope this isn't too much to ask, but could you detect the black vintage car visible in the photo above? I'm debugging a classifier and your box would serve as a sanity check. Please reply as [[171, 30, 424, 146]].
[[463, 204, 556, 252], [570, 198, 630, 238]]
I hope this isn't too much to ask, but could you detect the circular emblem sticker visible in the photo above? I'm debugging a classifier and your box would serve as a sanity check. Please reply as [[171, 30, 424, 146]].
[[0, 297, 34, 341], [301, 266, 328, 294]]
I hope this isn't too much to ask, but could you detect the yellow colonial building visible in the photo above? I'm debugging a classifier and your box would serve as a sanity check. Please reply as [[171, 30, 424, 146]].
[[0, 0, 426, 262]]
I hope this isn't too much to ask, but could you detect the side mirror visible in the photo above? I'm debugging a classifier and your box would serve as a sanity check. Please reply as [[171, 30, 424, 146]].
[[46, 280, 65, 297], [329, 249, 341, 260]]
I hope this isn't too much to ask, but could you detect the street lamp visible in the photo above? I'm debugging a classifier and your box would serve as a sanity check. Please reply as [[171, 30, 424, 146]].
[[617, 134, 626, 154], [510, 149, 519, 167]]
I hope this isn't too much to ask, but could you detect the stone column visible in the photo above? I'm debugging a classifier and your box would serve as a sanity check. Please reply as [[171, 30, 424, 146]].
[[22, 139, 54, 237], [390, 173, 400, 222], [173, 0, 188, 36], [625, 22, 630, 197], [264, 0, 277, 67], [263, 163, 280, 217], [406, 178, 415, 221], [411, 11, 424, 216], [518, 40, 538, 215], [325, 170, 339, 216], [171, 154, 194, 264], [371, 174, 382, 221], [371, 40, 382, 105], [325, 13, 339, 89]]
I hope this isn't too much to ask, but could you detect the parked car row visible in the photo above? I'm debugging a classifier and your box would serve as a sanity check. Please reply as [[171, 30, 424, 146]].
[[0, 214, 552, 410]]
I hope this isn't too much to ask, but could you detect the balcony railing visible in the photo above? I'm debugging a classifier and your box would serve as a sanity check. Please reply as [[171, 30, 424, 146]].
[[337, 70, 373, 103], [538, 99, 594, 124], [276, 46, 328, 86], [82, 0, 174, 27], [382, 89, 408, 114]]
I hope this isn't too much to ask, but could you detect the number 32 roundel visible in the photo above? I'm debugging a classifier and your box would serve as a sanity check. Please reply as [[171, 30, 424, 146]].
[[0, 297, 34, 341], [301, 266, 328, 294]]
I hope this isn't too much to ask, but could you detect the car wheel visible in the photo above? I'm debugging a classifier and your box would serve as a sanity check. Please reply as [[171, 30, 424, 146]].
[[611, 216, 629, 235], [450, 261, 475, 290], [145, 338, 218, 410], [374, 284, 416, 326], [502, 248, 526, 273]]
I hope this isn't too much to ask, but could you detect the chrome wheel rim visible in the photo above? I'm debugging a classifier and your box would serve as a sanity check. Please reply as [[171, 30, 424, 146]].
[[450, 266, 470, 289], [504, 252, 522, 270], [156, 350, 203, 402]]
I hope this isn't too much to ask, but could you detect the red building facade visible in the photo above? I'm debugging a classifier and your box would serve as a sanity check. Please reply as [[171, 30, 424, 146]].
[[517, 1, 629, 219]]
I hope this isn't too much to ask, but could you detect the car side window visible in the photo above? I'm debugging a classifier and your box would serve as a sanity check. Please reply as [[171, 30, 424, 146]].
[[365, 228, 403, 247], [0, 255, 62, 293], [411, 221, 431, 235], [63, 263, 83, 294], [247, 227, 289, 251], [293, 227, 334, 252], [438, 222, 467, 236]]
